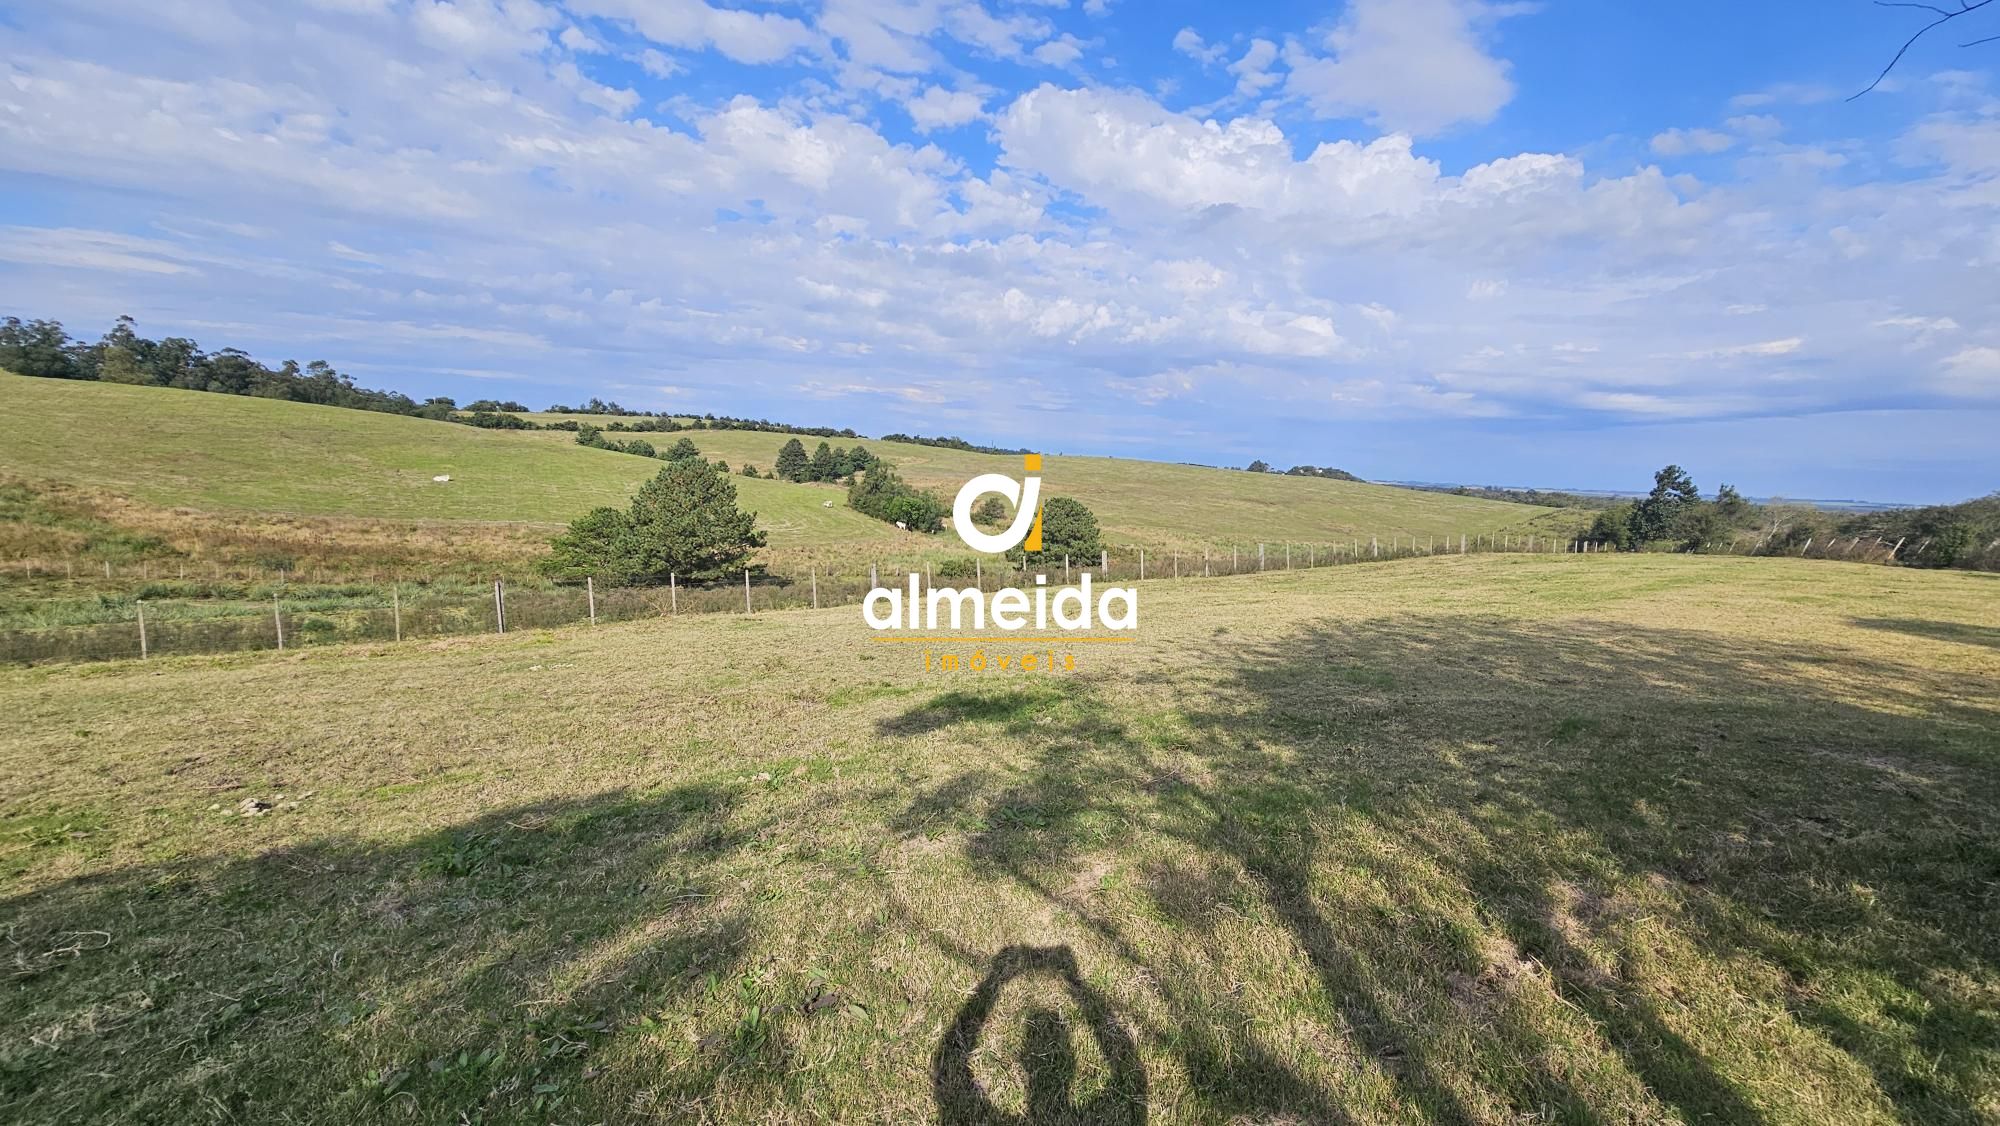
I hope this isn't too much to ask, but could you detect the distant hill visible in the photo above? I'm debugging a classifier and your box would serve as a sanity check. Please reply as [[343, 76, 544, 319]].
[[1, 371, 1585, 569]]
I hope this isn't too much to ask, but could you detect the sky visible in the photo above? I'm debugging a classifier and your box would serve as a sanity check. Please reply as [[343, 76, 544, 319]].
[[1, 1, 1997, 503]]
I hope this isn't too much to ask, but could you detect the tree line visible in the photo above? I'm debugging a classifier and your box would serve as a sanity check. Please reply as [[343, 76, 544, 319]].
[[1589, 465, 1997, 569], [1, 314, 867, 440]]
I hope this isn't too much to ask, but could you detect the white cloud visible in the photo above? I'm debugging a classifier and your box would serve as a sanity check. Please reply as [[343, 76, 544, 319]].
[[1228, 39, 1282, 99], [0, 0, 1997, 453], [1032, 34, 1085, 68], [1938, 346, 2000, 398], [567, 0, 816, 64], [1282, 0, 1518, 135], [906, 85, 986, 131], [1651, 127, 1735, 156], [1687, 337, 1804, 360], [1172, 27, 1225, 66]]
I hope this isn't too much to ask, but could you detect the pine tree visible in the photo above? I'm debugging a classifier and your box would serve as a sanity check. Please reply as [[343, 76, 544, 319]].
[[808, 441, 837, 482], [775, 438, 809, 481], [623, 460, 766, 582]]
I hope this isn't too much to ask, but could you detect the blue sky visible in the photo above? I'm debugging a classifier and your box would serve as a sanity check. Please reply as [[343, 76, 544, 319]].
[[1, 0, 1997, 502]]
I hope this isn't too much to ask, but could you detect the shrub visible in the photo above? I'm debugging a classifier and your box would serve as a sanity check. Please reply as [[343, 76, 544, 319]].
[[741, 464, 761, 478], [848, 463, 947, 533], [540, 506, 636, 582], [1007, 496, 1101, 564], [934, 557, 977, 579]]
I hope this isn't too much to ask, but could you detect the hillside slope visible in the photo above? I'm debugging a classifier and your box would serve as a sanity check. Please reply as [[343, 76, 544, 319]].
[[0, 372, 901, 551], [2, 373, 1578, 558]]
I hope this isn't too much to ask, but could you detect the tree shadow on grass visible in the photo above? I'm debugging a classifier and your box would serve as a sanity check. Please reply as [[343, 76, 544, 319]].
[[889, 613, 2000, 1123], [1851, 616, 2000, 651], [1, 783, 775, 1123]]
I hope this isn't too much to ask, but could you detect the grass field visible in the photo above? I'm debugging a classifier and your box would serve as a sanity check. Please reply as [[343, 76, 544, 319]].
[[1, 374, 1581, 570], [4, 553, 1996, 1123]]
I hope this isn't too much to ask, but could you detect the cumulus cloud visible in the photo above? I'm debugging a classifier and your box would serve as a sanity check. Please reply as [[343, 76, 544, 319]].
[[0, 0, 1994, 469], [905, 84, 986, 130], [1282, 0, 1518, 135]]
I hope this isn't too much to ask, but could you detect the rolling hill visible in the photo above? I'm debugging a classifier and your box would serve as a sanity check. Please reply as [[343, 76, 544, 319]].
[[1, 372, 1587, 569]]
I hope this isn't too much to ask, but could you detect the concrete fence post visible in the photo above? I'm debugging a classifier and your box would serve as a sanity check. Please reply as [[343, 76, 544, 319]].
[[494, 580, 506, 633], [1140, 549, 1146, 580], [745, 568, 752, 613], [671, 572, 678, 614], [274, 597, 285, 651], [586, 577, 596, 624], [393, 586, 402, 640], [811, 567, 818, 609], [137, 600, 148, 660]]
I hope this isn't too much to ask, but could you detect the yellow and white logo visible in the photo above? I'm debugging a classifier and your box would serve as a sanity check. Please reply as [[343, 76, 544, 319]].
[[952, 453, 1044, 554], [862, 452, 1138, 634]]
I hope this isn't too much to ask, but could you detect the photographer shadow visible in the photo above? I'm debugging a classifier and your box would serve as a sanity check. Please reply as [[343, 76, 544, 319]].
[[933, 945, 1147, 1125]]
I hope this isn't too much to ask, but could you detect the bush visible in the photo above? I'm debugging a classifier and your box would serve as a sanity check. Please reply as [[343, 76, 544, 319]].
[[1007, 496, 1101, 565], [540, 461, 765, 585], [848, 463, 947, 533], [741, 464, 761, 478], [934, 558, 977, 579]]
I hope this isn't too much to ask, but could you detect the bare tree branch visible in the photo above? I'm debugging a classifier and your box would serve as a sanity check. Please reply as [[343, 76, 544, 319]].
[[1851, 0, 1998, 99]]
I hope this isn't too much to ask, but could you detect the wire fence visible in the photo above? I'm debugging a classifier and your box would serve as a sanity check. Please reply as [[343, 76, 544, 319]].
[[4, 529, 1993, 666]]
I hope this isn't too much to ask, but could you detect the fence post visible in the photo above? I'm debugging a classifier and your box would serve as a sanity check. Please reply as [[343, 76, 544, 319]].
[[1461, 533, 1467, 554], [1203, 551, 1210, 577], [494, 579, 506, 633], [871, 563, 878, 588], [1285, 543, 1291, 569], [744, 568, 752, 614], [1800, 537, 1813, 556], [671, 572, 678, 614], [105, 559, 112, 579], [1100, 549, 1107, 571], [394, 586, 402, 641], [1372, 537, 1379, 558], [137, 600, 148, 660], [975, 559, 981, 587], [587, 576, 596, 624], [1890, 537, 1905, 559], [1259, 543, 1265, 571], [1173, 551, 1179, 578], [811, 567, 818, 609], [274, 597, 284, 651], [1140, 549, 1146, 580], [1233, 546, 1238, 571], [1064, 554, 1070, 583]]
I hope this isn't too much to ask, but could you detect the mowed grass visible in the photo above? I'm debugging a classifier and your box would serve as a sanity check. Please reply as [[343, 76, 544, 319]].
[[3, 374, 1571, 562], [0, 373, 905, 554], [3, 554, 1997, 1123], [509, 422, 1578, 551]]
